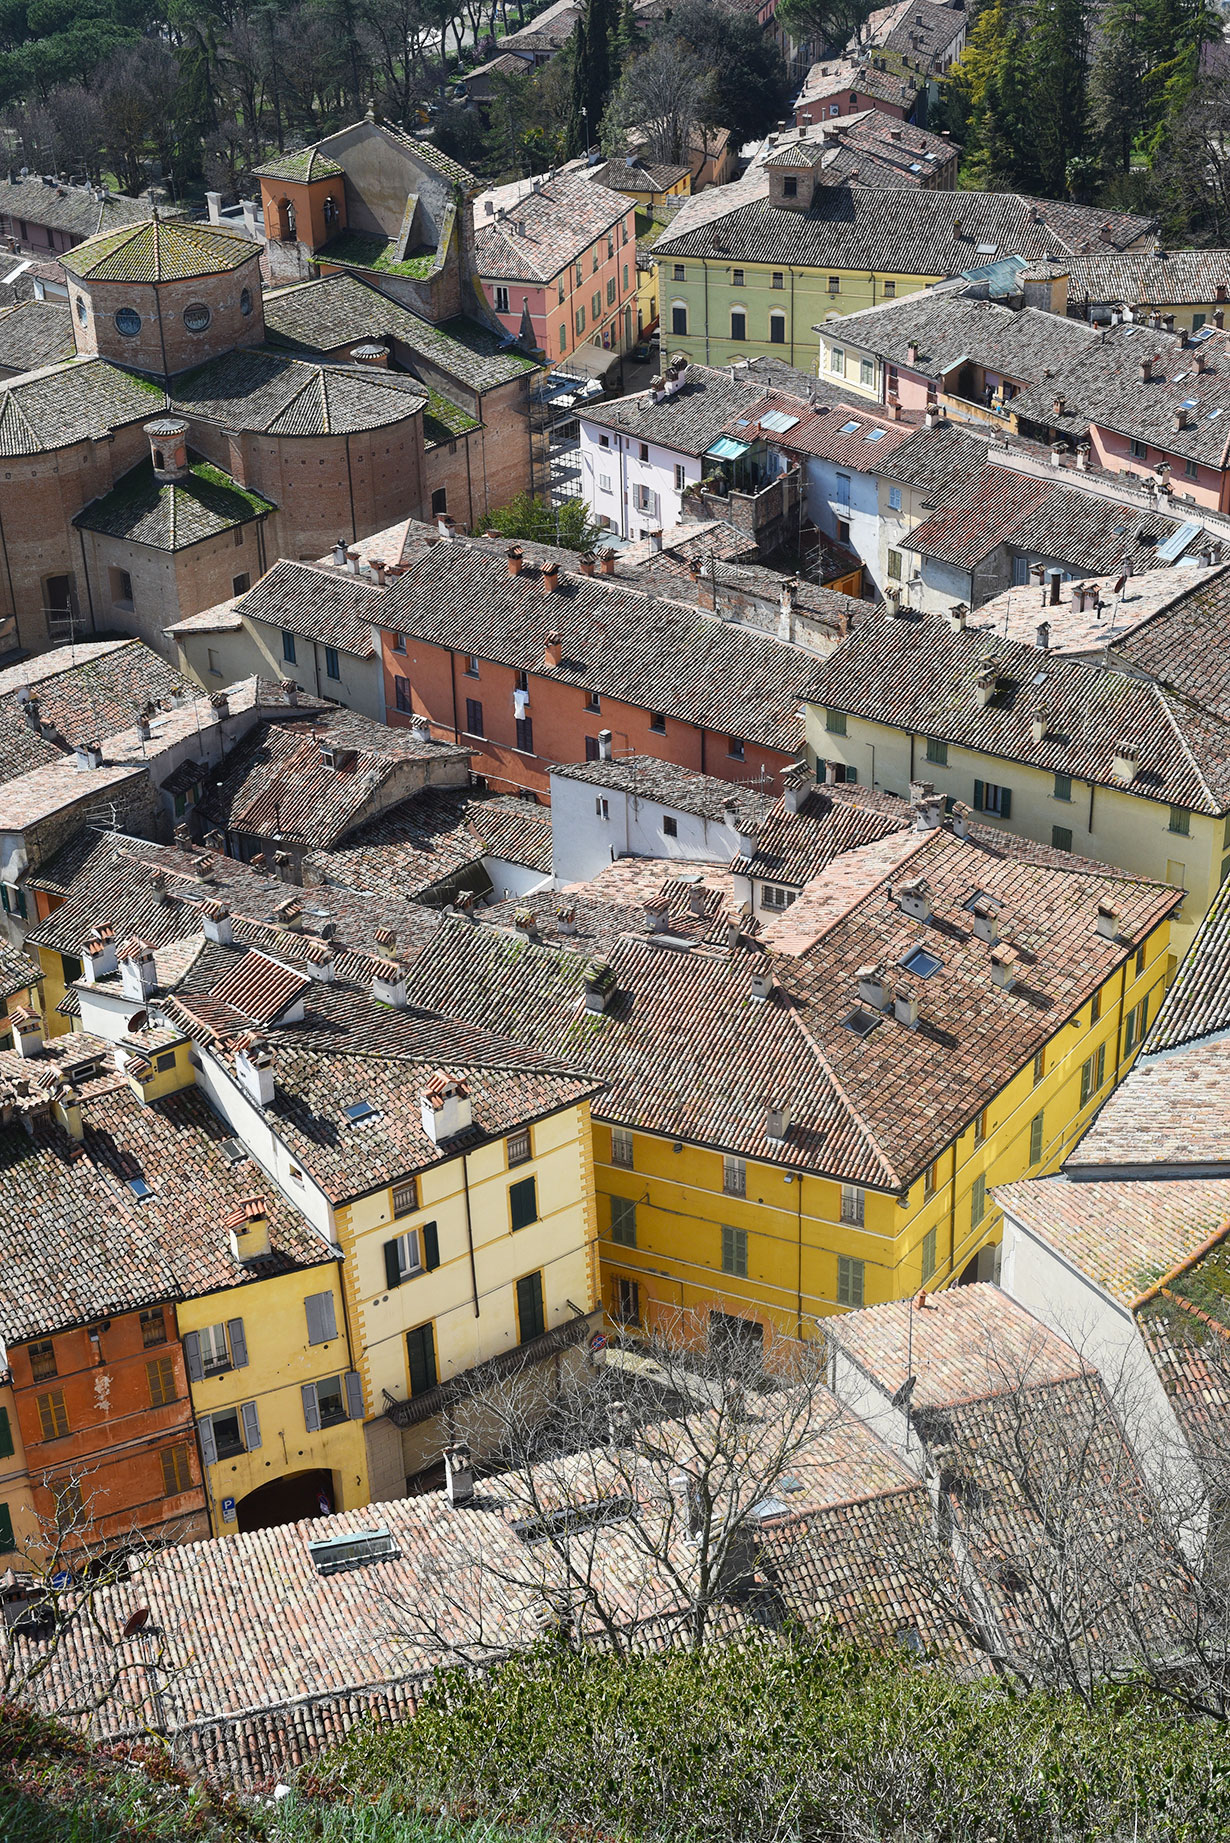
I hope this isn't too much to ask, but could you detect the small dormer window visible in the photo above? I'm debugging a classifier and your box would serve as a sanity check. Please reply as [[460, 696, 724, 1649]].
[[784, 176, 798, 198]]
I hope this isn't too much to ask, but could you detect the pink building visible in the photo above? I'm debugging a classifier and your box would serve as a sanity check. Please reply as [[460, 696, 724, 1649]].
[[473, 175, 638, 365]]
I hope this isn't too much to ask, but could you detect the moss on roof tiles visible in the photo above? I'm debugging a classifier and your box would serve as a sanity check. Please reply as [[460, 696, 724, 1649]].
[[319, 231, 437, 278], [422, 388, 480, 444], [251, 146, 345, 182], [74, 457, 275, 550], [62, 217, 259, 283]]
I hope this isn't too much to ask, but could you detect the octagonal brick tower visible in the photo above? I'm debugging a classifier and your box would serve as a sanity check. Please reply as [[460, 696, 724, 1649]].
[[62, 216, 266, 379]]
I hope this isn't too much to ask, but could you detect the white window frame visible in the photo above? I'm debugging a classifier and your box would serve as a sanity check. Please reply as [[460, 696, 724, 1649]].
[[840, 1183, 865, 1225], [611, 1125, 634, 1167], [723, 1154, 746, 1197]]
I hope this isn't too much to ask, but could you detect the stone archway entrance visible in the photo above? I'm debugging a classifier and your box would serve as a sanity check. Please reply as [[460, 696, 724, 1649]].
[[235, 1467, 334, 1532]]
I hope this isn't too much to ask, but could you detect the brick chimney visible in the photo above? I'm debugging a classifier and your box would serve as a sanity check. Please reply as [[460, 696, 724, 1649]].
[[543, 632, 563, 668]]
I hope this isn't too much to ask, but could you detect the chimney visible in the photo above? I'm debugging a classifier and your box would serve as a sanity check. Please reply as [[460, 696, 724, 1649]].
[[227, 1195, 271, 1264], [895, 877, 932, 922], [644, 897, 670, 933], [952, 213, 963, 239], [333, 539, 348, 566], [144, 416, 190, 484], [280, 677, 299, 706], [912, 793, 944, 831], [990, 945, 1020, 990], [1048, 570, 1063, 606], [1051, 393, 1066, 417], [117, 938, 157, 1002], [1075, 442, 1090, 470], [72, 741, 104, 771], [893, 987, 921, 1029], [83, 926, 117, 982], [513, 907, 538, 936], [444, 1441, 475, 1506], [748, 965, 775, 1003], [1139, 356, 1153, 382], [1036, 620, 1051, 651], [597, 728, 613, 761], [350, 341, 389, 368], [210, 691, 230, 722], [542, 632, 563, 670], [1096, 901, 1119, 940], [764, 1098, 792, 1142], [234, 1033, 275, 1109], [9, 1006, 43, 1057], [782, 769, 808, 814], [970, 900, 998, 945], [974, 656, 1000, 707], [542, 559, 561, 593], [947, 604, 968, 632], [1111, 742, 1138, 784], [1030, 704, 1051, 743], [410, 712, 433, 743], [686, 880, 709, 917], [598, 547, 617, 576], [1174, 406, 1191, 431], [778, 577, 797, 643], [578, 552, 596, 576], [555, 904, 577, 935], [907, 339, 920, 364], [421, 1071, 472, 1144], [857, 962, 889, 1010], [1195, 350, 1208, 374], [507, 544, 524, 576], [1218, 309, 1226, 329], [436, 515, 456, 543], [582, 957, 617, 1013], [371, 958, 408, 1007], [201, 900, 233, 945]]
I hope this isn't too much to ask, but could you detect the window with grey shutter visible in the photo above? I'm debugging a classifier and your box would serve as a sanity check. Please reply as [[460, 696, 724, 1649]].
[[344, 1371, 365, 1419], [302, 1382, 321, 1432], [240, 1400, 261, 1450], [198, 1416, 218, 1466], [183, 1330, 203, 1382], [305, 1292, 337, 1345], [226, 1318, 248, 1369]]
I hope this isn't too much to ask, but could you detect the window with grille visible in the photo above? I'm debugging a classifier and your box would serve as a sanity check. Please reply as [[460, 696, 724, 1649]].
[[507, 1127, 532, 1166], [611, 1126, 634, 1167], [723, 1155, 746, 1197], [721, 1224, 748, 1277], [161, 1444, 192, 1496], [37, 1390, 69, 1440], [837, 1255, 864, 1308], [29, 1340, 56, 1382], [921, 1226, 937, 1283], [393, 1179, 417, 1217], [662, 814, 678, 837], [615, 1277, 640, 1323], [198, 1323, 231, 1373], [611, 1196, 637, 1246], [147, 1357, 176, 1407], [841, 1184, 864, 1225]]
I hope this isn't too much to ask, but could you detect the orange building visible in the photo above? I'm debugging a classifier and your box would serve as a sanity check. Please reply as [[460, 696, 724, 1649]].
[[368, 538, 815, 797]]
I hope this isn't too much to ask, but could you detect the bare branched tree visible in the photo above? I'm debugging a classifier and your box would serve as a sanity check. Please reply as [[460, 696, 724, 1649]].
[[383, 1308, 842, 1665]]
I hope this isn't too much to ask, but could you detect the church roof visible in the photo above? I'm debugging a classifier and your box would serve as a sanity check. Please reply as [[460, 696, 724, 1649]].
[[62, 217, 259, 284]]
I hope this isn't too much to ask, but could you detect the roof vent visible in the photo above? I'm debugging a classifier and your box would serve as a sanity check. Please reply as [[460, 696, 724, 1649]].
[[990, 945, 1020, 990], [748, 965, 775, 1003], [421, 1071, 472, 1143], [1095, 901, 1119, 941], [1111, 742, 1138, 784], [583, 957, 617, 1014], [895, 877, 932, 923], [893, 987, 921, 1029], [308, 1527, 397, 1574], [764, 1098, 792, 1141]]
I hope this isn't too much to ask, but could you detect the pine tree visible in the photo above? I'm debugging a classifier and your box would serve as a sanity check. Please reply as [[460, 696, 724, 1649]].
[[1089, 0, 1145, 174], [1027, 0, 1088, 198]]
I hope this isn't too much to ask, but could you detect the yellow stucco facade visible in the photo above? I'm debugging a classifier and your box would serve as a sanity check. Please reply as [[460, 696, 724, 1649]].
[[596, 920, 1171, 1341], [806, 703, 1223, 960], [0, 1378, 36, 1564]]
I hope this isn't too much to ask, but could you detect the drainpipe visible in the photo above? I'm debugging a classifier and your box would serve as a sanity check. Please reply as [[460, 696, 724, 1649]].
[[703, 256, 710, 365], [460, 1150, 480, 1317], [344, 433, 357, 541]]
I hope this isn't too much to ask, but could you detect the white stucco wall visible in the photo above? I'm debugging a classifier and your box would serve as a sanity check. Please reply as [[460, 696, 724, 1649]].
[[549, 769, 746, 885], [577, 416, 701, 540]]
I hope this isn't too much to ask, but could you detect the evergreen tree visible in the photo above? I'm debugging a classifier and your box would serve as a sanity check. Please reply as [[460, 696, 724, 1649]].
[[1089, 0, 1145, 174], [570, 0, 617, 155], [1027, 0, 1088, 198]]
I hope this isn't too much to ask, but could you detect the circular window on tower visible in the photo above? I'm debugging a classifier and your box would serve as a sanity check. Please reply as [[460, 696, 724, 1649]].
[[183, 301, 211, 332], [74, 294, 87, 326], [240, 287, 253, 317], [114, 306, 141, 337]]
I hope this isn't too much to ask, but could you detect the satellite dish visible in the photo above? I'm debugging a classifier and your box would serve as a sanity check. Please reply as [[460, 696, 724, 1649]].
[[121, 1606, 150, 1638]]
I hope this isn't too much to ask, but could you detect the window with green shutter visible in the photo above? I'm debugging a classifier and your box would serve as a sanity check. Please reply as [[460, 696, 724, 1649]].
[[1029, 1111, 1044, 1165], [825, 709, 847, 735], [1053, 773, 1072, 802], [1169, 806, 1191, 835], [517, 1271, 546, 1343], [925, 738, 947, 766], [837, 1255, 864, 1308], [921, 1226, 937, 1282], [0, 1501, 13, 1551], [406, 1323, 437, 1396], [509, 1175, 538, 1232], [1052, 826, 1072, 852], [971, 1173, 986, 1226], [611, 1196, 636, 1246], [721, 1224, 748, 1277], [0, 1405, 12, 1460]]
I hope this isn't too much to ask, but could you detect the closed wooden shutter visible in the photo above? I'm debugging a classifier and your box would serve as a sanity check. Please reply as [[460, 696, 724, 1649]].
[[973, 779, 985, 811], [344, 1371, 365, 1419], [301, 1383, 321, 1432], [516, 1271, 546, 1344], [240, 1400, 261, 1450], [384, 1238, 402, 1289], [183, 1331, 203, 1382], [0, 1406, 13, 1460], [406, 1324, 437, 1396], [422, 1221, 440, 1271], [509, 1176, 538, 1232], [305, 1292, 337, 1345], [0, 1502, 14, 1550], [199, 1417, 218, 1467], [226, 1318, 248, 1369]]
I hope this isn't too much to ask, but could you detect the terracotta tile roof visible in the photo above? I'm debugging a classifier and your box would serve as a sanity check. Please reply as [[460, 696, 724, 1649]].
[[796, 57, 922, 112], [1107, 564, 1230, 726], [1148, 871, 1230, 1054], [552, 754, 775, 829], [824, 288, 1099, 381], [61, 217, 257, 283], [589, 156, 690, 193], [475, 174, 630, 283], [251, 146, 344, 182], [403, 825, 1178, 1188], [199, 711, 469, 851], [802, 607, 1230, 815], [0, 939, 40, 1003], [0, 358, 167, 459], [0, 702, 63, 779], [231, 560, 381, 657], [655, 185, 1157, 272], [305, 788, 549, 896], [382, 544, 815, 756], [0, 178, 157, 241], [484, 861, 751, 961], [880, 418, 992, 494], [734, 785, 907, 886], [208, 949, 311, 1026], [969, 564, 1228, 655], [262, 271, 536, 390], [865, 0, 966, 60], [1065, 1038, 1230, 1175], [170, 350, 427, 437], [1, 756, 149, 831], [0, 298, 73, 373], [15, 1390, 976, 1785], [74, 457, 274, 551], [731, 391, 919, 467], [1010, 322, 1230, 469], [0, 638, 192, 750], [997, 1172, 1230, 1308], [1063, 248, 1230, 310], [1136, 1245, 1230, 1458], [580, 364, 773, 457]]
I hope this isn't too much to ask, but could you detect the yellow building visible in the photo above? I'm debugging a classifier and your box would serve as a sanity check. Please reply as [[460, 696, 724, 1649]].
[[0, 1375, 36, 1565], [651, 159, 1156, 369], [802, 605, 1230, 959], [1059, 252, 1230, 332], [400, 845, 1178, 1343], [589, 157, 692, 217]]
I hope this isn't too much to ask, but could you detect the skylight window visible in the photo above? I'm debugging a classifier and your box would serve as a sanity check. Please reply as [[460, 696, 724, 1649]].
[[1208, 408, 1223, 420], [308, 1527, 397, 1574], [865, 427, 887, 440], [976, 244, 997, 255], [219, 1137, 248, 1167], [839, 419, 861, 433], [344, 1100, 379, 1123], [843, 1007, 881, 1038], [902, 945, 943, 979], [513, 1494, 635, 1544], [128, 1177, 154, 1200], [963, 889, 1003, 911]]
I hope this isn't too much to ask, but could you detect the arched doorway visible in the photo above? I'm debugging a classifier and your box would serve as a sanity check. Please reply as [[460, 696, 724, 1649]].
[[235, 1467, 334, 1532], [276, 196, 297, 242]]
